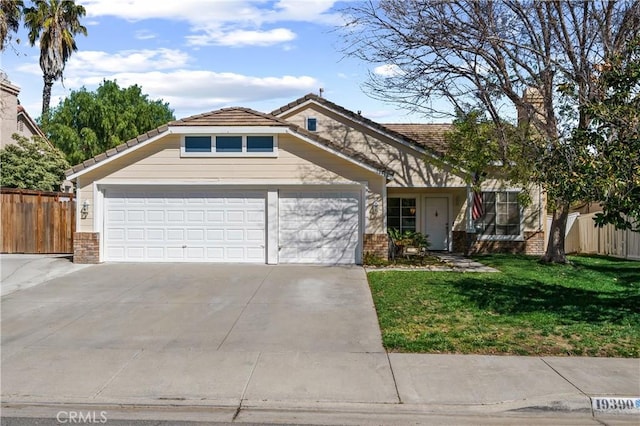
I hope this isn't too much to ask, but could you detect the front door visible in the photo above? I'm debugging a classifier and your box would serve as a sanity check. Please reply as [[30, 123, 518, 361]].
[[423, 197, 449, 250]]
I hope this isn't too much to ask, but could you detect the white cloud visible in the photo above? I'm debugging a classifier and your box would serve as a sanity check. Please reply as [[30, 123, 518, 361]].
[[62, 49, 190, 76], [23, 46, 319, 117], [91, 70, 318, 116], [187, 28, 296, 47], [135, 29, 157, 40], [373, 64, 405, 77], [81, 0, 340, 47]]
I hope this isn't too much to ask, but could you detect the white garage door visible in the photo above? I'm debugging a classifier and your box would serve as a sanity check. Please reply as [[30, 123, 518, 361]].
[[279, 189, 361, 264], [105, 188, 265, 262]]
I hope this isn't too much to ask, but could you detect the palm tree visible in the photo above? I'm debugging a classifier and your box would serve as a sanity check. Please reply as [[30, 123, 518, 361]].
[[24, 0, 87, 117], [0, 0, 24, 51]]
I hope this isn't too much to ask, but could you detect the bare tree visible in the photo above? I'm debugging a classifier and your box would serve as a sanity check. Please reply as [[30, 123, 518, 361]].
[[341, 0, 640, 263]]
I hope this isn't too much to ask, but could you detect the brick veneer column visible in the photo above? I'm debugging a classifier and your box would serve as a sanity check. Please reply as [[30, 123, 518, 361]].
[[524, 231, 545, 255], [73, 232, 100, 264], [363, 233, 389, 259]]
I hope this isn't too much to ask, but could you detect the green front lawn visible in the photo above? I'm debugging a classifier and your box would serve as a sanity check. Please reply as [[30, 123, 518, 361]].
[[367, 255, 640, 357]]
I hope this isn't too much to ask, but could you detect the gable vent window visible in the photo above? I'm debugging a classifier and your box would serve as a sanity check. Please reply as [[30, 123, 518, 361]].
[[216, 136, 242, 152], [247, 135, 274, 152], [307, 117, 317, 132], [185, 136, 212, 152], [181, 134, 277, 157]]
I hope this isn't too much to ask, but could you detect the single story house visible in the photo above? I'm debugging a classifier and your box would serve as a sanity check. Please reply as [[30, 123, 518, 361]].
[[67, 93, 546, 264]]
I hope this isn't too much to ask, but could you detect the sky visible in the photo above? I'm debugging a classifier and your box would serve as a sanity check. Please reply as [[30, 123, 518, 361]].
[[1, 0, 446, 124]]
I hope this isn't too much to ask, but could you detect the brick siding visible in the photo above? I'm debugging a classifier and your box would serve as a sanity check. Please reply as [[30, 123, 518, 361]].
[[453, 230, 545, 256], [73, 232, 100, 264], [363, 233, 389, 259]]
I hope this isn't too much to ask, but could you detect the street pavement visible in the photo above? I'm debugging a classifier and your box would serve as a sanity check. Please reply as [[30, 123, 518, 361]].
[[1, 256, 638, 425]]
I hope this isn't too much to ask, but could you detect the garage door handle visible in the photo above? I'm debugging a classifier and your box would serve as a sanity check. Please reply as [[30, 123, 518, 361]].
[[182, 245, 187, 248]]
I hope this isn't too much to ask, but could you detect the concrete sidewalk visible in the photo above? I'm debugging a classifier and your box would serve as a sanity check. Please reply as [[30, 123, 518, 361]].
[[3, 353, 638, 424], [1, 254, 89, 296]]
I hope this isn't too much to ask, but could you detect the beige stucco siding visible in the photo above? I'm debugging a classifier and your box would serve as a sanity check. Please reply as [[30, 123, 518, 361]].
[[76, 133, 385, 234], [281, 106, 468, 188]]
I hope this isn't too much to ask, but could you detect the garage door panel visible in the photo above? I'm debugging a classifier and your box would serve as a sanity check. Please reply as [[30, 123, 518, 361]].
[[147, 247, 165, 259], [127, 229, 145, 240], [146, 210, 164, 222], [105, 189, 265, 262], [127, 247, 144, 259], [279, 190, 361, 264], [146, 229, 164, 240], [186, 211, 205, 223], [167, 211, 185, 222], [246, 229, 265, 241], [207, 211, 224, 222], [107, 228, 125, 241]]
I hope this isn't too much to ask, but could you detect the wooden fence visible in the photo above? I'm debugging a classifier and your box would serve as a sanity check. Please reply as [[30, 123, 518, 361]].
[[1, 188, 75, 254], [550, 212, 640, 260]]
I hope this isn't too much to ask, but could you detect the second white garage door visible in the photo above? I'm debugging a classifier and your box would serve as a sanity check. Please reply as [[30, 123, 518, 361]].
[[105, 189, 266, 262], [278, 189, 361, 264]]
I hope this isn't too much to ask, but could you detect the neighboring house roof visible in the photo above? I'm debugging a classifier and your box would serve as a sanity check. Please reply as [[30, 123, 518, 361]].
[[66, 107, 394, 177], [382, 123, 452, 157], [271, 93, 453, 159], [17, 104, 47, 139]]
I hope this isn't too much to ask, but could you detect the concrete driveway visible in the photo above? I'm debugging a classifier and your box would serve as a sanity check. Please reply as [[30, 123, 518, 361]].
[[2, 263, 395, 407]]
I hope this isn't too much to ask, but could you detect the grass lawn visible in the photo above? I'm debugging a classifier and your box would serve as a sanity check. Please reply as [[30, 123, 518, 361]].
[[367, 254, 639, 357]]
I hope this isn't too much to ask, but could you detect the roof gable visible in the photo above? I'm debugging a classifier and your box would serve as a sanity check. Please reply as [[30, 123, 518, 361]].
[[272, 93, 468, 177], [17, 105, 46, 139], [66, 106, 392, 179]]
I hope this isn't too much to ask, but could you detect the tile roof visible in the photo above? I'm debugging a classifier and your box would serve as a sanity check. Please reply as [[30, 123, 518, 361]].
[[170, 107, 292, 127], [66, 106, 393, 177], [272, 93, 452, 157], [382, 123, 452, 157]]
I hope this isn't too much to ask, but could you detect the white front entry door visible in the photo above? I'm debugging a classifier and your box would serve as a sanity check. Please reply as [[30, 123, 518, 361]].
[[424, 197, 449, 250], [278, 189, 361, 264], [104, 188, 266, 262]]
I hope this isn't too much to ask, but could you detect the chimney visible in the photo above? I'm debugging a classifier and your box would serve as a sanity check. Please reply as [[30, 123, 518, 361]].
[[518, 87, 545, 126]]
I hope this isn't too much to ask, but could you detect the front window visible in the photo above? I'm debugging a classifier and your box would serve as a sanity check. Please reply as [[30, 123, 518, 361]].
[[475, 192, 521, 236], [387, 197, 416, 233]]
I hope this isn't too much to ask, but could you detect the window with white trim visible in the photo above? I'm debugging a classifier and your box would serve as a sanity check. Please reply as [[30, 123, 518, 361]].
[[387, 197, 416, 233], [475, 192, 521, 236], [307, 117, 317, 131], [181, 135, 277, 156], [185, 136, 211, 152]]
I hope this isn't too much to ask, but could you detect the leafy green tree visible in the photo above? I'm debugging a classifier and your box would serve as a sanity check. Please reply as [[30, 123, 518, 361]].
[[341, 0, 639, 263], [580, 40, 640, 231], [0, 134, 69, 191], [444, 110, 535, 184], [44, 79, 175, 164], [24, 0, 87, 116], [0, 0, 23, 51]]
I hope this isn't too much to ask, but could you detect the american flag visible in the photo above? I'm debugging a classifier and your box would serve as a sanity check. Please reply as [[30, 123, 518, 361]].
[[472, 190, 484, 220], [472, 172, 483, 220]]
